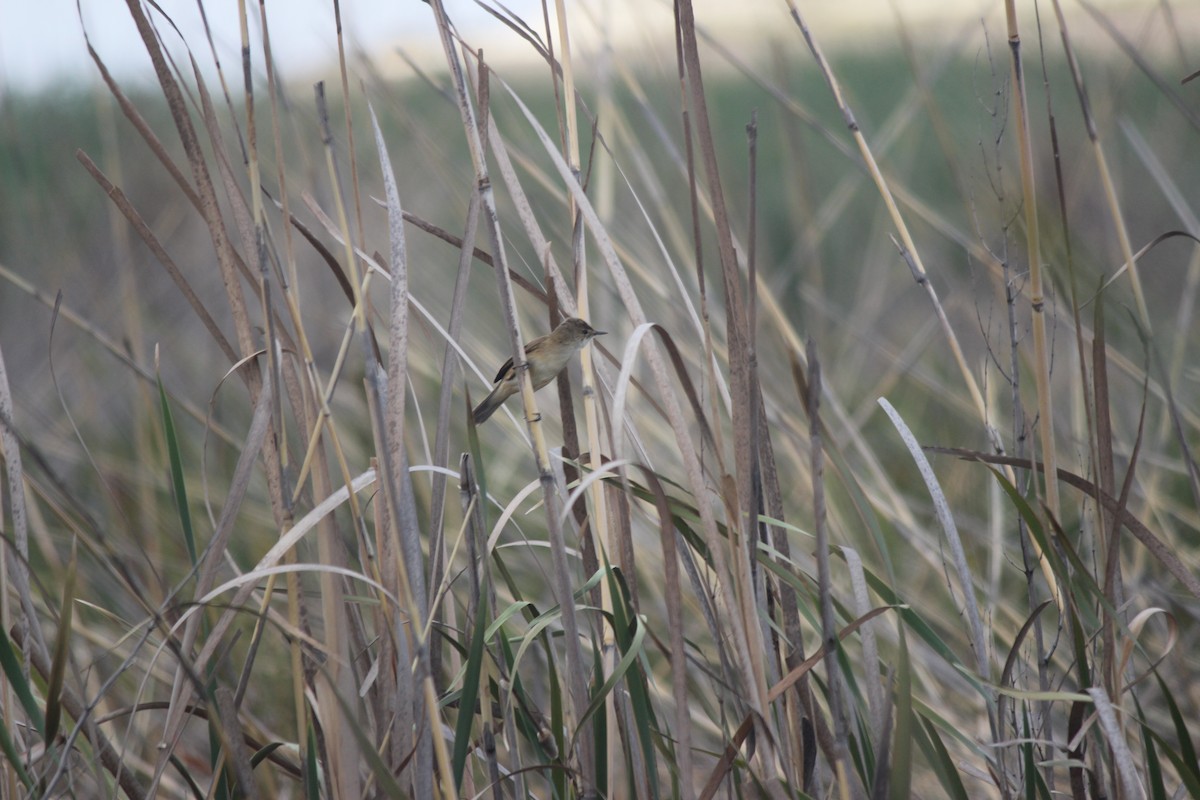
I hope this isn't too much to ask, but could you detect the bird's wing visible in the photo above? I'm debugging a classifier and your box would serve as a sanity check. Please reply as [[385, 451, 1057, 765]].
[[492, 355, 515, 384], [492, 332, 548, 383]]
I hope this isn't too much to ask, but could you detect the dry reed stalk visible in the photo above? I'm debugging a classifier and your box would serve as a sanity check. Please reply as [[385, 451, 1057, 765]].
[[1004, 1, 1062, 528], [546, 2, 619, 782], [673, 2, 783, 789], [806, 340, 856, 798], [249, 0, 311, 773], [371, 99, 447, 796], [427, 1, 597, 791]]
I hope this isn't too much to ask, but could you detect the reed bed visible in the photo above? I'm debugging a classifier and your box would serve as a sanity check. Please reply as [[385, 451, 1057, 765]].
[[0, 0, 1197, 797]]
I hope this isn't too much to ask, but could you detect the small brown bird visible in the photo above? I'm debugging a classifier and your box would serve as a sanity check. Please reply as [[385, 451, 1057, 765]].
[[472, 318, 605, 424]]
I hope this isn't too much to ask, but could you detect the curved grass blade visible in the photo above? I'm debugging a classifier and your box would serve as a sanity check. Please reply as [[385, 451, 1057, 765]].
[[571, 613, 647, 752], [1153, 671, 1199, 784], [914, 714, 969, 800]]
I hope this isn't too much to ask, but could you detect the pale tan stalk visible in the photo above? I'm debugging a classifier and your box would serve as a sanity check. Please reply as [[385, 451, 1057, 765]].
[[549, 0, 619, 786], [674, 3, 783, 788], [428, 1, 596, 791], [226, 3, 316, 787], [1049, 0, 1148, 325], [313, 83, 389, 798], [1005, 0, 1061, 522], [368, 101, 440, 796], [332, 0, 366, 251], [252, 0, 309, 766]]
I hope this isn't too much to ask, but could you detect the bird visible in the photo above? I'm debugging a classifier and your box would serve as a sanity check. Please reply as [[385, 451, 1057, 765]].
[[472, 317, 605, 424]]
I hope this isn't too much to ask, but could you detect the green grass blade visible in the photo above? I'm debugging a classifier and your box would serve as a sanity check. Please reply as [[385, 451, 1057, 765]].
[[571, 612, 646, 751], [0, 626, 45, 735], [168, 752, 208, 800], [44, 537, 77, 746], [1143, 726, 1200, 799], [607, 565, 660, 800], [1154, 670, 1199, 783], [0, 715, 34, 790], [888, 630, 912, 800], [1138, 703, 1167, 800], [305, 722, 322, 799], [451, 592, 490, 792], [914, 714, 969, 800], [158, 371, 197, 566]]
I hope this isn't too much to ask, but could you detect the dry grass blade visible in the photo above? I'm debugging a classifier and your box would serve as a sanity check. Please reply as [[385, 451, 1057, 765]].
[[806, 339, 854, 794], [1086, 686, 1144, 799], [368, 103, 423, 619], [480, 113, 577, 316], [673, 6, 778, 772], [0, 344, 46, 669], [366, 100, 443, 798], [878, 399, 990, 680], [120, 0, 259, 365], [426, 2, 595, 791], [609, 323, 718, 465], [213, 687, 260, 796], [426, 195, 479, 644], [79, 30, 202, 209], [74, 151, 239, 365], [928, 447, 1200, 599], [699, 606, 896, 800], [843, 548, 885, 741], [634, 463, 696, 799], [1077, 0, 1200, 133], [1049, 0, 1147, 331], [1092, 297, 1124, 702]]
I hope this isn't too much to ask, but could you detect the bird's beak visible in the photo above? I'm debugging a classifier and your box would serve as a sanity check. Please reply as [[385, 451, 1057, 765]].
[[593, 330, 606, 337]]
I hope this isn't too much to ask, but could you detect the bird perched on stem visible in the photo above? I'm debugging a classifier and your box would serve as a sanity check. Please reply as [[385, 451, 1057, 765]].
[[472, 317, 605, 425]]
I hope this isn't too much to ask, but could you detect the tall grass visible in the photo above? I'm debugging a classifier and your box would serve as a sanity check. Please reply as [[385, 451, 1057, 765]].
[[1, 0, 1198, 798]]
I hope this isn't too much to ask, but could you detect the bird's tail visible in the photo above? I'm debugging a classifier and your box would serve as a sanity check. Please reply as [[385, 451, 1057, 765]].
[[472, 386, 506, 425]]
